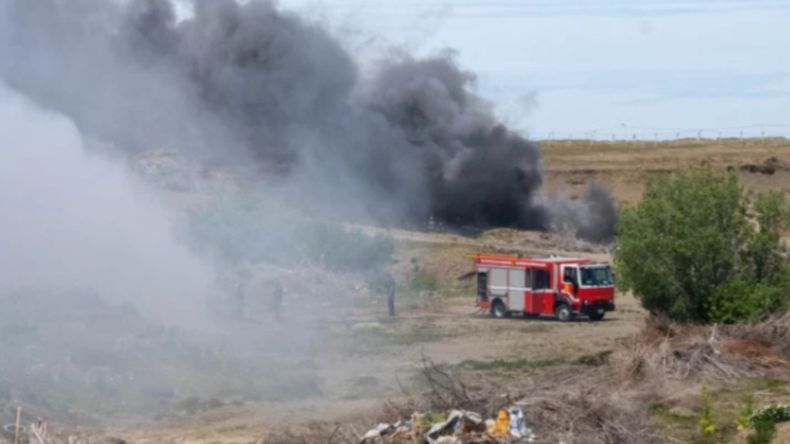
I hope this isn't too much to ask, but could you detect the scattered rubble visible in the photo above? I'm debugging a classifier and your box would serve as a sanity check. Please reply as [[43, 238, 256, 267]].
[[360, 407, 535, 443]]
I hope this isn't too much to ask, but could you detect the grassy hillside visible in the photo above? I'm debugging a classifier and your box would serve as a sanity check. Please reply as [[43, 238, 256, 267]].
[[540, 138, 790, 205]]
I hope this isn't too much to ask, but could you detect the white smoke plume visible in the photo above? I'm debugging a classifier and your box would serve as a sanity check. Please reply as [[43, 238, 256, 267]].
[[0, 83, 213, 325]]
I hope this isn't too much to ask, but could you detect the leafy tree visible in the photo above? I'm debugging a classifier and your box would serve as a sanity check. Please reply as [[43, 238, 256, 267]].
[[615, 170, 790, 323]]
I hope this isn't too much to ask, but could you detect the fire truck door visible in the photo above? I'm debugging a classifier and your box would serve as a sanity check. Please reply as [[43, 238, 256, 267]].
[[476, 271, 488, 302], [489, 268, 508, 302], [525, 269, 535, 312], [508, 268, 526, 312], [531, 269, 554, 314]]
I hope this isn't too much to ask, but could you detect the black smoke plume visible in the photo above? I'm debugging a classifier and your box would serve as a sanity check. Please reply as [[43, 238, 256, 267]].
[[0, 0, 614, 240]]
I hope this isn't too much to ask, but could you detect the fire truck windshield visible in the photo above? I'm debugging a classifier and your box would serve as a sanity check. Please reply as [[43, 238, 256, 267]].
[[580, 266, 614, 286]]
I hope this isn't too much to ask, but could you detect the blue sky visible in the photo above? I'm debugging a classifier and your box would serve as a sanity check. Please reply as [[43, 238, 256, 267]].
[[278, 0, 790, 140]]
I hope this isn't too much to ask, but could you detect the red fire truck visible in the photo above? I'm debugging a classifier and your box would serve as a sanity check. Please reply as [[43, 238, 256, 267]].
[[473, 254, 615, 321]]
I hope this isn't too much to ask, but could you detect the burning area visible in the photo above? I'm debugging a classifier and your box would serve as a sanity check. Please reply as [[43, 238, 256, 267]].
[[0, 0, 619, 431], [0, 0, 615, 240]]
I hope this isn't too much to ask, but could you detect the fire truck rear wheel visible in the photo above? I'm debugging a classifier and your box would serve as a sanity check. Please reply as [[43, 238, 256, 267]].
[[555, 304, 572, 322], [491, 300, 509, 318]]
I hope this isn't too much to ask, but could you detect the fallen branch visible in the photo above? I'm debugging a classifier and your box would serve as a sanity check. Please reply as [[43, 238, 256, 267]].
[[420, 353, 475, 411], [28, 421, 85, 444]]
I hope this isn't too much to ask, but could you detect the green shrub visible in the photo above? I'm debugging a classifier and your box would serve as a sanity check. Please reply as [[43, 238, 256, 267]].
[[185, 196, 304, 264], [698, 386, 717, 441], [709, 280, 784, 323], [746, 404, 790, 444], [751, 404, 790, 424], [185, 196, 394, 272], [615, 170, 790, 323], [747, 418, 776, 444], [410, 272, 439, 292], [303, 224, 394, 271], [736, 395, 754, 432]]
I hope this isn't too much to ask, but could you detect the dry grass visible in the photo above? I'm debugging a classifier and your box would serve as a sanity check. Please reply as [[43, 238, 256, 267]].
[[337, 315, 790, 444], [115, 314, 788, 444], [540, 138, 790, 204], [609, 315, 790, 409]]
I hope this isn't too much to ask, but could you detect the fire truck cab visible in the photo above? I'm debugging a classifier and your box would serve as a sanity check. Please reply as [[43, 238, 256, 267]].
[[474, 254, 615, 321]]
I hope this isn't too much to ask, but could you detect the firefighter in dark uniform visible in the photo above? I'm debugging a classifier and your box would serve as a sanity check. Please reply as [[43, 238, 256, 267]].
[[385, 273, 396, 317], [233, 269, 248, 320], [271, 280, 284, 320]]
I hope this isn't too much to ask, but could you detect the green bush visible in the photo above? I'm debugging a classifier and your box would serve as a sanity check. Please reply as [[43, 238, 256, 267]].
[[698, 386, 717, 441], [185, 196, 305, 264], [615, 170, 790, 323], [709, 280, 784, 323], [410, 272, 439, 292], [746, 404, 790, 444], [303, 224, 394, 271], [747, 418, 776, 444], [736, 395, 754, 432], [751, 404, 790, 424], [185, 196, 394, 272]]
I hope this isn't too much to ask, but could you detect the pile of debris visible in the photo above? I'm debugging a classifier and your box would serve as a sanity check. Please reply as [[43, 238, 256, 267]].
[[727, 156, 785, 176], [617, 316, 790, 384], [0, 419, 105, 444], [361, 407, 535, 443]]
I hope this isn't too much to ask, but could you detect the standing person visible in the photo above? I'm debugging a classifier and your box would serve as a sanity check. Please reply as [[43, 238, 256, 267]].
[[233, 268, 247, 320], [231, 264, 253, 320], [385, 273, 396, 317], [271, 280, 284, 320]]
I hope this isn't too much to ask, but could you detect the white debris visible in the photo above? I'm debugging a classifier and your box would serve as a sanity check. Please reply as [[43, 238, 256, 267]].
[[360, 406, 536, 443], [508, 406, 532, 438], [361, 422, 394, 440], [424, 410, 484, 444]]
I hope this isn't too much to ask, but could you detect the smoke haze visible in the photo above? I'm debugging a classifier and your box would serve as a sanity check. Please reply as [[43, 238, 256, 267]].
[[0, 0, 615, 237], [0, 83, 213, 326], [0, 0, 620, 422], [0, 84, 332, 420]]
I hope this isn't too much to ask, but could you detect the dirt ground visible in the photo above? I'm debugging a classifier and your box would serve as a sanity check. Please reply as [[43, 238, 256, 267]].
[[34, 138, 790, 442], [776, 423, 790, 444], [71, 229, 643, 443], [82, 298, 647, 443]]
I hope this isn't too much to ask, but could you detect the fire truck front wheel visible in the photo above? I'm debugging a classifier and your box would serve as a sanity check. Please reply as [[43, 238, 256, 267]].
[[555, 304, 572, 322], [491, 300, 509, 318]]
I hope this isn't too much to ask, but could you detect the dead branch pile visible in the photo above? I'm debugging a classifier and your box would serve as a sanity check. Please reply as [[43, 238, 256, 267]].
[[393, 317, 790, 444], [505, 315, 790, 443], [419, 356, 479, 413], [488, 318, 786, 443], [516, 388, 670, 444], [24, 421, 90, 444], [356, 355, 665, 444], [613, 316, 790, 385], [725, 312, 790, 359], [261, 423, 359, 444]]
